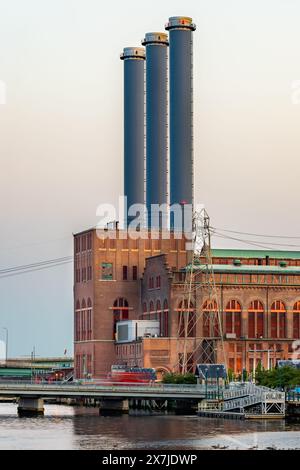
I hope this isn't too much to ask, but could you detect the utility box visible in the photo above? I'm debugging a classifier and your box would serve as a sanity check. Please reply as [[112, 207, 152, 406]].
[[116, 320, 160, 343]]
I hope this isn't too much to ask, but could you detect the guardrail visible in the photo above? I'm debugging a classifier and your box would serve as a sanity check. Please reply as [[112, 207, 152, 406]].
[[286, 392, 300, 402], [0, 381, 221, 396]]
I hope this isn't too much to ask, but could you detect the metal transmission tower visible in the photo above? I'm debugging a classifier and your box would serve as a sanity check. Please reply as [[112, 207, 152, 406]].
[[175, 209, 227, 374]]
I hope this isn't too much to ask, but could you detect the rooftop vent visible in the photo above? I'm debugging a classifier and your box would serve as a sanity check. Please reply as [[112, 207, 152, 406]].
[[233, 259, 242, 266]]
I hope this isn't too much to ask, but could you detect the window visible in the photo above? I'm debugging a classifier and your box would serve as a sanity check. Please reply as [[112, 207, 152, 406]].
[[81, 299, 86, 341], [225, 300, 242, 338], [101, 262, 113, 280], [122, 265, 128, 281], [202, 299, 220, 337], [112, 298, 129, 338], [87, 298, 92, 340], [87, 233, 92, 250], [142, 302, 147, 318], [156, 300, 161, 321], [109, 238, 116, 249], [132, 266, 137, 281], [293, 301, 300, 339], [82, 267, 86, 282], [248, 300, 264, 338], [177, 299, 196, 337], [82, 235, 86, 251], [156, 275, 161, 288], [160, 299, 169, 337], [270, 301, 286, 339], [75, 237, 80, 253], [149, 301, 154, 320]]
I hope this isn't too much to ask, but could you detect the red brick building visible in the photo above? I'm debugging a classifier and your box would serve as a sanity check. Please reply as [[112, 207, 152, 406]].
[[74, 230, 300, 378], [73, 228, 190, 378]]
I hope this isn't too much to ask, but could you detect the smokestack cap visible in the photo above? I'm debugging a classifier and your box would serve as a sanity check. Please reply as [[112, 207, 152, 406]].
[[120, 47, 145, 60], [165, 16, 196, 31], [142, 32, 169, 46]]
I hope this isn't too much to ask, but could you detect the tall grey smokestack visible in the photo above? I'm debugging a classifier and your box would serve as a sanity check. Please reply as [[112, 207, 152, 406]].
[[120, 47, 145, 226], [142, 33, 169, 229], [165, 17, 196, 228]]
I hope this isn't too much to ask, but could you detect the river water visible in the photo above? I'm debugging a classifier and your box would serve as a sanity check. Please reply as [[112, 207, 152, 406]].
[[0, 403, 300, 450]]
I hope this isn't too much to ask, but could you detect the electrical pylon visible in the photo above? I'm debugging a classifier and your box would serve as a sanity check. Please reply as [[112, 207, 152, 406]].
[[175, 209, 227, 374]]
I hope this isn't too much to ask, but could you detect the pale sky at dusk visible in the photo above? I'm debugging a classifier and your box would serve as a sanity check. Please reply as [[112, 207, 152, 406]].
[[0, 0, 300, 356]]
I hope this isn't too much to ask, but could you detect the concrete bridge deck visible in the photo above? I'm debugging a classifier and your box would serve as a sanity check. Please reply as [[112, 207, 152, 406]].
[[0, 381, 212, 401]]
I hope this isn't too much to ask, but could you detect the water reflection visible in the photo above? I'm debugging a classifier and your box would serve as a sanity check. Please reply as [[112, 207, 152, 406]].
[[0, 403, 299, 450]]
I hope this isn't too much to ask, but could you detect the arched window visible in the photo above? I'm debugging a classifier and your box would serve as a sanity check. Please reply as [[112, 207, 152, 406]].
[[177, 299, 196, 337], [81, 299, 86, 341], [156, 300, 161, 322], [248, 300, 264, 338], [293, 301, 300, 338], [202, 300, 220, 337], [149, 301, 154, 320], [87, 298, 92, 341], [75, 300, 80, 341], [160, 299, 169, 337], [112, 298, 129, 338], [142, 301, 147, 318], [271, 301, 286, 339], [225, 300, 242, 338]]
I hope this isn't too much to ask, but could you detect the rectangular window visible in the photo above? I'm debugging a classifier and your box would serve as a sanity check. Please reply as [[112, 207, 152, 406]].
[[132, 266, 137, 281], [82, 235, 86, 251], [123, 265, 128, 281], [109, 238, 116, 249], [75, 237, 80, 253], [101, 262, 113, 280]]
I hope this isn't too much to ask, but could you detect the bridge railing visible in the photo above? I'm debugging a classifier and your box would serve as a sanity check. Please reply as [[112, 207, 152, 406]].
[[0, 381, 220, 394], [286, 392, 300, 402]]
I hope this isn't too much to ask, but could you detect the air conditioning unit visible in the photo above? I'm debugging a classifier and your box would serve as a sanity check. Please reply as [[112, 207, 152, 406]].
[[225, 333, 236, 339]]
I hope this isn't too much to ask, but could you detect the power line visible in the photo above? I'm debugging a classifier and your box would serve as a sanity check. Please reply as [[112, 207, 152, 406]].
[[0, 259, 73, 279], [211, 226, 300, 240], [212, 230, 300, 249], [211, 232, 287, 251], [0, 255, 73, 276]]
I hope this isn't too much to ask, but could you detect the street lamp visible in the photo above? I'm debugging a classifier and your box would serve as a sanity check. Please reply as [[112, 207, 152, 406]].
[[216, 367, 220, 399], [1, 327, 8, 364], [205, 367, 208, 399], [248, 348, 284, 371]]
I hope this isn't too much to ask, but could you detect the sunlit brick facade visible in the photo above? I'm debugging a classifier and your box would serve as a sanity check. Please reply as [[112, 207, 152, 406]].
[[74, 231, 300, 378]]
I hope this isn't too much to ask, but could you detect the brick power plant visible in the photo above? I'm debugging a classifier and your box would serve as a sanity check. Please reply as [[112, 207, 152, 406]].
[[74, 16, 300, 379]]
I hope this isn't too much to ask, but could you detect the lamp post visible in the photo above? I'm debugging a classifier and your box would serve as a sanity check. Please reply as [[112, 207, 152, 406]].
[[1, 327, 8, 364], [249, 348, 283, 372], [216, 367, 220, 399], [205, 367, 208, 399]]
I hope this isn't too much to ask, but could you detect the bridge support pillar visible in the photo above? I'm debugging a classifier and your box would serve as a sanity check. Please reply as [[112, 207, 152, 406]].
[[99, 399, 129, 415], [18, 397, 44, 416]]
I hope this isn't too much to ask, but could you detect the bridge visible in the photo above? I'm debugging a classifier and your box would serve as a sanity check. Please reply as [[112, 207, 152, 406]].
[[0, 381, 211, 415], [0, 381, 286, 417]]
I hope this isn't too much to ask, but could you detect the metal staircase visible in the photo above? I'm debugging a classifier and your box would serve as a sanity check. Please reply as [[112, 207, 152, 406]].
[[222, 384, 285, 417]]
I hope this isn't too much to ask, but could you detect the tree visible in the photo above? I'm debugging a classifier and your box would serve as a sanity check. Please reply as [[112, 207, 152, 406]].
[[162, 373, 197, 384]]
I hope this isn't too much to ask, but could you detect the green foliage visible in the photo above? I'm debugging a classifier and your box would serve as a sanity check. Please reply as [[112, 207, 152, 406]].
[[227, 368, 234, 383], [255, 366, 300, 389], [162, 372, 197, 384]]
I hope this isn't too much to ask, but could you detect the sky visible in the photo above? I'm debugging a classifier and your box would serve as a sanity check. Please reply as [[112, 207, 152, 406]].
[[0, 0, 300, 357]]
